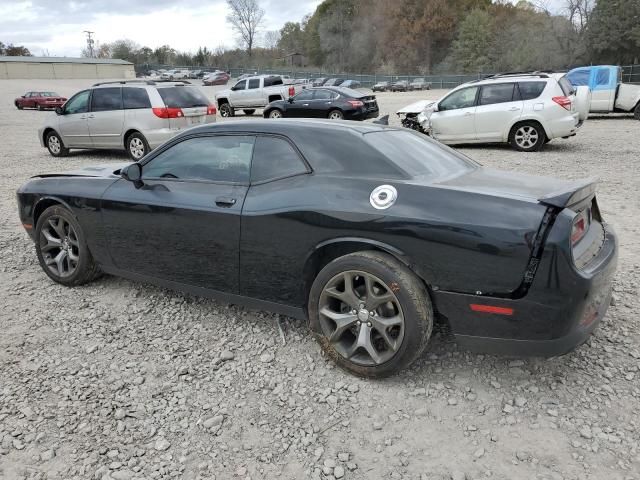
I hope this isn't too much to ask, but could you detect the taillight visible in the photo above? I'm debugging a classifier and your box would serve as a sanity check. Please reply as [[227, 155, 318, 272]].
[[552, 96, 572, 110], [288, 86, 295, 97], [207, 105, 217, 115], [152, 107, 184, 119], [347, 100, 364, 108], [571, 209, 589, 245]]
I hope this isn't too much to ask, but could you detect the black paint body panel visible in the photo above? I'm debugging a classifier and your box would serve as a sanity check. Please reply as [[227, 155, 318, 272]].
[[17, 120, 618, 357]]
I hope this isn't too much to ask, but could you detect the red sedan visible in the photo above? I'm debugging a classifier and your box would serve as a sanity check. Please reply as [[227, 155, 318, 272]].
[[202, 72, 230, 86], [15, 91, 67, 111]]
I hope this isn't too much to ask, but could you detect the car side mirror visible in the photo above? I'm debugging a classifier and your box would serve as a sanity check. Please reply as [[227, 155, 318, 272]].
[[121, 163, 143, 187], [288, 97, 294, 103], [433, 104, 439, 112], [55, 106, 63, 115]]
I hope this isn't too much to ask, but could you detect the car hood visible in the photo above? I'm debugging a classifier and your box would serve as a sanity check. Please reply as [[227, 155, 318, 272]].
[[215, 88, 232, 98], [397, 99, 437, 115], [432, 167, 597, 206], [34, 163, 130, 179]]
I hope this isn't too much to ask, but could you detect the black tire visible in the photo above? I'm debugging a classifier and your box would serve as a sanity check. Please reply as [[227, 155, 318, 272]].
[[35, 205, 101, 287], [508, 121, 546, 152], [126, 132, 149, 161], [45, 131, 69, 157], [219, 103, 234, 117], [634, 103, 640, 121], [327, 109, 344, 120], [37, 103, 43, 111], [267, 108, 283, 119], [308, 251, 433, 378], [243, 109, 256, 116], [15, 102, 23, 110]]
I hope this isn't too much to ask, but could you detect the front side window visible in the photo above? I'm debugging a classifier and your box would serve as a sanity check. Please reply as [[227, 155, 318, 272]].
[[64, 90, 90, 114], [251, 136, 308, 183], [294, 90, 314, 101], [248, 78, 260, 89], [438, 87, 478, 111], [143, 136, 255, 183], [123, 88, 151, 109], [233, 80, 247, 91], [91, 87, 123, 112], [479, 83, 515, 105], [567, 69, 590, 86]]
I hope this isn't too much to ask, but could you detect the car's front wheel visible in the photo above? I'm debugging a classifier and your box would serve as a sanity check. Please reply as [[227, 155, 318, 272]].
[[508, 121, 546, 152], [45, 131, 69, 157], [634, 102, 640, 120], [126, 132, 149, 161], [15, 101, 23, 110], [268, 109, 283, 119], [308, 251, 433, 378], [35, 205, 101, 286]]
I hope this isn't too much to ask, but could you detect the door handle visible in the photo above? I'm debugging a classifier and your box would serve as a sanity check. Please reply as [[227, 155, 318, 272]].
[[464, 112, 474, 116], [303, 103, 309, 106], [508, 107, 520, 111], [80, 115, 87, 119], [87, 114, 95, 118], [215, 196, 236, 207]]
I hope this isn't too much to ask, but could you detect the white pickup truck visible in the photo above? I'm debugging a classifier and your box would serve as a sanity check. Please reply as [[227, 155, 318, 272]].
[[567, 65, 640, 119], [215, 75, 303, 117]]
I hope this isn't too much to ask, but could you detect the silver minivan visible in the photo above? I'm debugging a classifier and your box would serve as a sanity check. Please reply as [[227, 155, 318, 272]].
[[39, 80, 216, 160]]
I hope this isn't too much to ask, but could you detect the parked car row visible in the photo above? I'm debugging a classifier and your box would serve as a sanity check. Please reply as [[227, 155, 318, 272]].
[[373, 79, 432, 92]]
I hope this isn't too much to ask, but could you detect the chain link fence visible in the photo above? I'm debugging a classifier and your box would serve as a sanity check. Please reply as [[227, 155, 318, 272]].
[[138, 64, 640, 87]]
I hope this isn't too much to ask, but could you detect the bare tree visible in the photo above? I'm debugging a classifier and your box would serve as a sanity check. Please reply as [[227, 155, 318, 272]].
[[226, 0, 265, 58], [263, 30, 281, 50]]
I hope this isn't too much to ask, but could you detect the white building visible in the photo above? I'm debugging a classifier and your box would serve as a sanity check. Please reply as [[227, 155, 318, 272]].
[[0, 56, 135, 80]]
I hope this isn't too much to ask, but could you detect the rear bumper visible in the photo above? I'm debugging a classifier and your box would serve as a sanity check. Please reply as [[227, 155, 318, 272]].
[[547, 113, 580, 139], [432, 223, 618, 357], [348, 108, 380, 121]]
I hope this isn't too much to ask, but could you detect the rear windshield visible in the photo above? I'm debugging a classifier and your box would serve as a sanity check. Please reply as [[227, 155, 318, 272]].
[[558, 76, 576, 96], [157, 86, 210, 108], [364, 130, 477, 180], [336, 87, 366, 98]]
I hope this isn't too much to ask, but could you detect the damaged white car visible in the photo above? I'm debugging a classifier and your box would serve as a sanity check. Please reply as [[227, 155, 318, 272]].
[[397, 72, 590, 152]]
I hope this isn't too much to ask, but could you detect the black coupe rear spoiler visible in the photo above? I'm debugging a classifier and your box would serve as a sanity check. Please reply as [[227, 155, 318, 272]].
[[538, 177, 598, 209]]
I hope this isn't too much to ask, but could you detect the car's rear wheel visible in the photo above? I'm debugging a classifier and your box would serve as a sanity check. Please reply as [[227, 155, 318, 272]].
[[634, 102, 640, 121], [219, 103, 234, 117], [46, 131, 69, 157], [509, 121, 546, 152], [126, 132, 149, 161], [308, 251, 433, 378], [328, 109, 344, 120], [243, 109, 255, 116], [268, 109, 283, 119], [35, 205, 101, 286]]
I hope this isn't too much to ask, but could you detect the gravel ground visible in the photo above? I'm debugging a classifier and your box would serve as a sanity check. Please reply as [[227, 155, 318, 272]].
[[0, 79, 639, 480]]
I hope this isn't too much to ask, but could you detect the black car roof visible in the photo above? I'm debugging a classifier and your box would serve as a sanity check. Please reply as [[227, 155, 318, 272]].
[[184, 119, 394, 137]]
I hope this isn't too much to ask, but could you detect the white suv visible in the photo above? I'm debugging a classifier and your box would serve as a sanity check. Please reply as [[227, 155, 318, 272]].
[[39, 80, 216, 160], [398, 73, 588, 152]]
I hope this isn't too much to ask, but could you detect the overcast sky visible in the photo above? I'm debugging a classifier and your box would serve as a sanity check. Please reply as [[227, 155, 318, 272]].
[[0, 0, 323, 57]]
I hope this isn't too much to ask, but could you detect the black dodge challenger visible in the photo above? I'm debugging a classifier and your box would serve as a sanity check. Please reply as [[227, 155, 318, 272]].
[[17, 120, 617, 377]]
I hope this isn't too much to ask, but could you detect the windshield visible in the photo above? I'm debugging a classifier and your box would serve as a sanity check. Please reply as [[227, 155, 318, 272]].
[[158, 86, 210, 108], [364, 130, 478, 180]]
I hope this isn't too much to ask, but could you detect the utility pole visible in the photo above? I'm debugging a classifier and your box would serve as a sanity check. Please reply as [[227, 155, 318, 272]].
[[83, 30, 95, 57]]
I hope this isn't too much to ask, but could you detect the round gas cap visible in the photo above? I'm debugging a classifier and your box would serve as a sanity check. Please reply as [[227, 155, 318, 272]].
[[370, 185, 397, 210]]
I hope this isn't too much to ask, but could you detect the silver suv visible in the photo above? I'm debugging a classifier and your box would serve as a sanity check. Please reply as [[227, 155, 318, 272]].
[[39, 80, 216, 160]]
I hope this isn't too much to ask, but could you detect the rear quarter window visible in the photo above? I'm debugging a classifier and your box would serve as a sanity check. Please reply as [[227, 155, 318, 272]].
[[158, 87, 210, 108], [558, 77, 575, 96], [517, 82, 547, 100], [123, 88, 151, 109]]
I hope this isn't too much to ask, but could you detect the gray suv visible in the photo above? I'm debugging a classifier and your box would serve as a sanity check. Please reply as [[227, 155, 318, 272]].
[[39, 80, 216, 160]]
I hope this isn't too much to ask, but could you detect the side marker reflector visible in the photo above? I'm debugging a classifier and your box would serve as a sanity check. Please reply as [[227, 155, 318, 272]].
[[470, 304, 514, 316], [22, 223, 33, 230]]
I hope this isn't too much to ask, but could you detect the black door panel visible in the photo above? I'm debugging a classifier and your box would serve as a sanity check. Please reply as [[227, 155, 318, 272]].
[[101, 179, 247, 292]]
